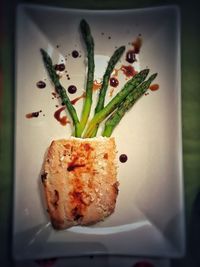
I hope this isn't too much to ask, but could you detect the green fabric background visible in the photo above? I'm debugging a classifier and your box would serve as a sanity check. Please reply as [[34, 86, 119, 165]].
[[0, 0, 200, 266]]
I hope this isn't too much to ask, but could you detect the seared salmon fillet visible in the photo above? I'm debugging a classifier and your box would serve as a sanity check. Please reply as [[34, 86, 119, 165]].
[[41, 137, 118, 230]]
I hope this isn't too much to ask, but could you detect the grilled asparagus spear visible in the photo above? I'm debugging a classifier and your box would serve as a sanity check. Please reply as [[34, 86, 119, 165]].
[[40, 49, 81, 137], [90, 46, 125, 137], [102, 73, 157, 137], [78, 19, 95, 136], [83, 69, 149, 138]]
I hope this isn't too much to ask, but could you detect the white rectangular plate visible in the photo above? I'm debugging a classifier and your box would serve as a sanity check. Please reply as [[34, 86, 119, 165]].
[[13, 4, 184, 260]]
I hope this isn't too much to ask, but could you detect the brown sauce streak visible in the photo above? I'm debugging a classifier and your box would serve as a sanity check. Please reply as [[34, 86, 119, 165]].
[[25, 111, 41, 118], [93, 80, 102, 91], [70, 92, 86, 105], [54, 106, 70, 126], [132, 35, 142, 54]]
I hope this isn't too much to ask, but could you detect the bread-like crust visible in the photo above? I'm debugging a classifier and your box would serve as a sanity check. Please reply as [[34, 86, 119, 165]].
[[41, 137, 118, 230]]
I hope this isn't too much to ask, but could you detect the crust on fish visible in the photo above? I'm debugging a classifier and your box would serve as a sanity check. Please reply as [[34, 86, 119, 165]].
[[41, 137, 119, 230]]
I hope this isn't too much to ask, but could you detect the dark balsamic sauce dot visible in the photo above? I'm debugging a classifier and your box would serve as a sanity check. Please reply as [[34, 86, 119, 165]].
[[119, 154, 128, 163], [26, 112, 38, 119], [108, 36, 111, 39], [36, 81, 46, 89], [126, 50, 136, 63], [68, 85, 77, 94], [72, 50, 79, 58], [34, 112, 40, 117], [54, 64, 65, 71], [110, 77, 119, 87]]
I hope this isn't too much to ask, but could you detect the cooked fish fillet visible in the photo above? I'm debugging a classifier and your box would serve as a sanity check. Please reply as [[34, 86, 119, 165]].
[[41, 137, 119, 230]]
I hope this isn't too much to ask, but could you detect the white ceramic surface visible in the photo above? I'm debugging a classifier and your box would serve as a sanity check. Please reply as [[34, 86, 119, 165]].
[[13, 4, 184, 260]]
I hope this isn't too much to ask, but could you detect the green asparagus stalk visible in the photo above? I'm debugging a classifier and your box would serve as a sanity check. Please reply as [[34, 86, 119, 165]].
[[40, 49, 81, 136], [102, 73, 157, 137], [78, 19, 95, 136], [90, 46, 125, 137], [95, 46, 125, 113], [83, 69, 149, 138]]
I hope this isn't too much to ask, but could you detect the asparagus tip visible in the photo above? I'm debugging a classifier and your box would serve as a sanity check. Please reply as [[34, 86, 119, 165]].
[[149, 73, 158, 81], [40, 48, 47, 58], [141, 68, 150, 75], [80, 19, 89, 32], [40, 48, 44, 53]]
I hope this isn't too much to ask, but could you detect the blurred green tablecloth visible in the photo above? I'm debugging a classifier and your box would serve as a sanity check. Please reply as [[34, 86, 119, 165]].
[[0, 0, 200, 266]]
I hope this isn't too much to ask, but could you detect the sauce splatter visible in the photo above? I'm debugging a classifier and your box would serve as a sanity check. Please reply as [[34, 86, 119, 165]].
[[36, 81, 46, 89], [149, 84, 159, 91], [52, 92, 58, 98], [121, 65, 137, 78], [109, 87, 115, 97], [54, 106, 70, 126], [132, 35, 142, 54], [54, 63, 65, 71], [71, 92, 86, 105], [110, 77, 119, 87], [119, 154, 128, 163], [93, 80, 102, 91], [68, 85, 77, 94], [126, 50, 136, 63], [26, 110, 42, 118], [72, 50, 79, 58]]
